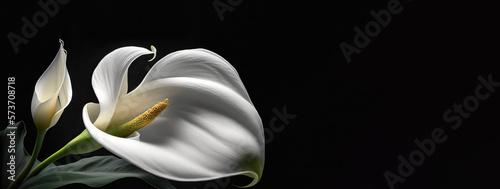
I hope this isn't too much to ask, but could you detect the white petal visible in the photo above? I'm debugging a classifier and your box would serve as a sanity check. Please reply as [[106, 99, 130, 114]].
[[31, 40, 72, 130], [91, 46, 154, 130], [140, 49, 252, 104], [50, 68, 72, 127], [84, 77, 264, 187]]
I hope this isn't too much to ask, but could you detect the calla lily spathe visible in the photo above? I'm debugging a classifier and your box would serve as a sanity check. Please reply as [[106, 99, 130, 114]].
[[83, 47, 265, 187], [31, 39, 72, 131]]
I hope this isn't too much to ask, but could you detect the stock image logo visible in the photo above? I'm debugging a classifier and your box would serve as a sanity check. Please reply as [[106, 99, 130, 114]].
[[6, 0, 70, 54], [212, 0, 244, 22], [339, 0, 412, 64], [384, 74, 499, 189]]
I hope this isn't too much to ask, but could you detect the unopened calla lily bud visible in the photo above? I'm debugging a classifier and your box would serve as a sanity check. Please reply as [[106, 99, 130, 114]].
[[31, 39, 72, 131]]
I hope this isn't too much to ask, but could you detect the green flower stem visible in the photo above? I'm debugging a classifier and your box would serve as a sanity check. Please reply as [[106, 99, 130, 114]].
[[24, 129, 102, 182], [23, 142, 69, 182], [8, 129, 46, 189]]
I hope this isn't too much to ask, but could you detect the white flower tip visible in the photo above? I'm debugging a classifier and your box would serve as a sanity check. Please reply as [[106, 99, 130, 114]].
[[148, 45, 157, 62], [58, 39, 67, 54]]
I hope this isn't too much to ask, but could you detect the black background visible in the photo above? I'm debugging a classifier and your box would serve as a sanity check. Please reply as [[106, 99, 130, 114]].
[[2, 0, 499, 188]]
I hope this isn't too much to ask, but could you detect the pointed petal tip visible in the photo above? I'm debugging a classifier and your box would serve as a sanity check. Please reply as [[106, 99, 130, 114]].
[[148, 45, 157, 62], [235, 172, 261, 188]]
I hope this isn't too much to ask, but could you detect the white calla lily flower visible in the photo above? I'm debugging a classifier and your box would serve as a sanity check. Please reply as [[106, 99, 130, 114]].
[[31, 39, 72, 131], [82, 46, 265, 187]]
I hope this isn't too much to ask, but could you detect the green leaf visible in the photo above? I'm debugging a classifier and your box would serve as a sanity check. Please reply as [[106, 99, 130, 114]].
[[20, 155, 176, 189], [1, 122, 176, 189]]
